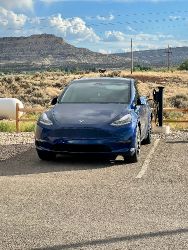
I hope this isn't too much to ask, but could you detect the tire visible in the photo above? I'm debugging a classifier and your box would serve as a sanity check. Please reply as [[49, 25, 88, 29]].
[[37, 149, 56, 161], [124, 126, 141, 163], [142, 120, 152, 145]]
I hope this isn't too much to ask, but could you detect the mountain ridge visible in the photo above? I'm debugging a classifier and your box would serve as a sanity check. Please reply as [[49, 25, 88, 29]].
[[0, 34, 188, 72], [0, 34, 130, 72], [113, 46, 188, 67]]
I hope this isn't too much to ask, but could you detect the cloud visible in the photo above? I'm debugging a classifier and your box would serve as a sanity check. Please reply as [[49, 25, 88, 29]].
[[96, 14, 115, 21], [169, 15, 181, 21], [0, 7, 100, 43], [98, 48, 112, 54], [0, 7, 27, 28], [95, 29, 182, 53], [0, 0, 33, 10], [104, 30, 126, 41], [48, 14, 100, 42], [127, 26, 136, 32], [104, 30, 174, 44]]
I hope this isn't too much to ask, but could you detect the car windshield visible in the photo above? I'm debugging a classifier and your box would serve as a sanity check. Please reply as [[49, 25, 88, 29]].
[[59, 79, 131, 104]]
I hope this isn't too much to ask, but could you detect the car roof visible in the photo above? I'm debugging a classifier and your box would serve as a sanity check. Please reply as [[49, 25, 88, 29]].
[[72, 77, 134, 84]]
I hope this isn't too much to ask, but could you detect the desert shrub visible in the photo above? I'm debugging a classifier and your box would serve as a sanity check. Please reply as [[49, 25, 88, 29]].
[[168, 94, 188, 108], [41, 74, 45, 80], [45, 87, 60, 97], [17, 94, 28, 103], [178, 60, 188, 70], [163, 111, 183, 119], [9, 82, 20, 93], [39, 81, 48, 87], [134, 64, 152, 71], [30, 97, 49, 106], [53, 82, 62, 88], [21, 81, 32, 89], [33, 89, 45, 98], [25, 88, 34, 95], [2, 76, 14, 84], [104, 71, 121, 77], [15, 76, 22, 82], [34, 72, 41, 77]]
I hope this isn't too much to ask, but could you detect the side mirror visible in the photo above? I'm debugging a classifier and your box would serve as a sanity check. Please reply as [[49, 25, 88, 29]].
[[137, 96, 147, 105], [51, 97, 58, 105]]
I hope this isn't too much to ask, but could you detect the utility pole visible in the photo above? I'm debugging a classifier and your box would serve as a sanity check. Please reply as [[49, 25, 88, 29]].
[[131, 38, 134, 74], [165, 45, 172, 70]]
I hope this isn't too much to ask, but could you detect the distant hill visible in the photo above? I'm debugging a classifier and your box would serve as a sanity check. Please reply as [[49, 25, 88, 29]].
[[114, 47, 188, 68], [1, 34, 188, 72], [0, 34, 130, 72]]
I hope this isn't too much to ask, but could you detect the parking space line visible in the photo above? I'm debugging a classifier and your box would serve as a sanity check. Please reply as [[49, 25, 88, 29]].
[[136, 139, 160, 179]]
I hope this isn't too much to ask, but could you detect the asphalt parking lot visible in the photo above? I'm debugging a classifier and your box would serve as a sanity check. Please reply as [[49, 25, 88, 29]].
[[0, 137, 187, 249]]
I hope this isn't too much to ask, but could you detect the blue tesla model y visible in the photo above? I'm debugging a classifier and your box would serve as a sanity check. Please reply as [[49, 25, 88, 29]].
[[35, 77, 152, 162]]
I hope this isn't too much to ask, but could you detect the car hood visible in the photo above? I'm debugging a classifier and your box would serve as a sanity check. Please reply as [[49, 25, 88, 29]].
[[52, 103, 129, 126]]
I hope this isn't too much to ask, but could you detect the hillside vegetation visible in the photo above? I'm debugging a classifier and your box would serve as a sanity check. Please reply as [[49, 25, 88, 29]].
[[0, 70, 188, 131], [115, 47, 188, 67], [0, 34, 130, 72], [1, 34, 188, 72], [0, 70, 188, 109]]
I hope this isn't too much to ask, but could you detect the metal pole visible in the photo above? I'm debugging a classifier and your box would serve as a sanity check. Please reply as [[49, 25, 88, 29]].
[[131, 38, 133, 74], [167, 45, 170, 70], [158, 87, 164, 127], [165, 45, 172, 71], [16, 103, 19, 133]]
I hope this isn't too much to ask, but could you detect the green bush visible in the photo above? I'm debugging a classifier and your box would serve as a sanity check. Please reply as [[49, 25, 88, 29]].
[[22, 123, 36, 132], [133, 64, 152, 72], [0, 121, 36, 132], [178, 60, 188, 70], [0, 122, 15, 132]]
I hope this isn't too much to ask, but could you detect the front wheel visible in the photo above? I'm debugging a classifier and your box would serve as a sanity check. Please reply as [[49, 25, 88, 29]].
[[124, 126, 141, 163], [37, 149, 56, 161]]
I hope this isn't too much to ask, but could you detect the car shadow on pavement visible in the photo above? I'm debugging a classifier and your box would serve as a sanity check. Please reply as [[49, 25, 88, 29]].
[[33, 228, 188, 250], [0, 146, 131, 176]]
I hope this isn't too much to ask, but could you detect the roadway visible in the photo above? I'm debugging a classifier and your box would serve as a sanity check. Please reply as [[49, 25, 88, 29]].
[[0, 136, 187, 249]]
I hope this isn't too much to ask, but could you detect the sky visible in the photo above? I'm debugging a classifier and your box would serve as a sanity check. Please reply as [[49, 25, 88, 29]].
[[0, 0, 188, 53]]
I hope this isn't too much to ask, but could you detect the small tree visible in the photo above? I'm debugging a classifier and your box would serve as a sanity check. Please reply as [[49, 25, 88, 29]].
[[178, 60, 188, 70], [133, 64, 152, 72]]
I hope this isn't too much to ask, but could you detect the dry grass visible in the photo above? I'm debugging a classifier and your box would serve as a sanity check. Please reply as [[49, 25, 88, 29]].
[[1, 70, 188, 109], [0, 71, 101, 108], [0, 70, 188, 130]]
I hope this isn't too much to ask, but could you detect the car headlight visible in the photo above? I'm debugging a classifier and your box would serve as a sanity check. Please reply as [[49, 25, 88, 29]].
[[111, 114, 132, 126], [39, 113, 53, 126]]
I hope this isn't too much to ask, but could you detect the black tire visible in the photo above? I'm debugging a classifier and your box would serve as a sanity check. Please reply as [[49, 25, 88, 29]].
[[142, 120, 152, 145], [124, 126, 141, 163], [37, 149, 56, 161]]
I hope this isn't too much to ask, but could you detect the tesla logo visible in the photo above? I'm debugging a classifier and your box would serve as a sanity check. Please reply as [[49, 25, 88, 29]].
[[79, 120, 84, 123]]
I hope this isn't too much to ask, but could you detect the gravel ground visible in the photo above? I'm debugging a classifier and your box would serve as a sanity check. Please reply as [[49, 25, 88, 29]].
[[0, 131, 188, 161], [0, 132, 34, 161], [0, 133, 187, 249]]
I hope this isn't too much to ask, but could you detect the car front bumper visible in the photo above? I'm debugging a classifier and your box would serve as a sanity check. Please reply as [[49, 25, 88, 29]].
[[35, 124, 136, 155]]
